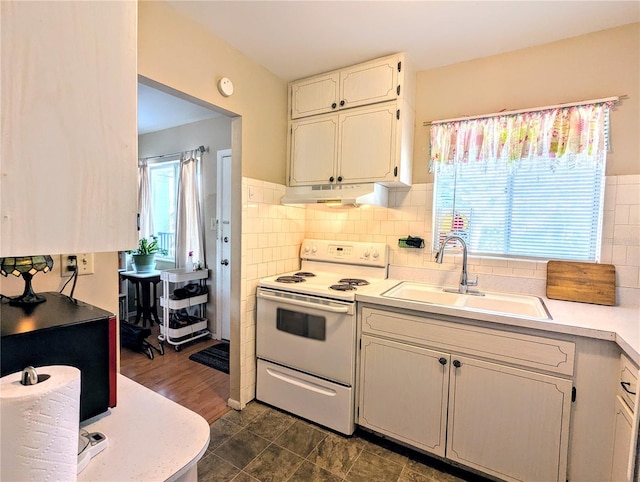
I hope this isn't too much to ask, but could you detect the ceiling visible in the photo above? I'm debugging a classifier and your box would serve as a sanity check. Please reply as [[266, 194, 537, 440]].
[[140, 0, 639, 134], [138, 83, 222, 135]]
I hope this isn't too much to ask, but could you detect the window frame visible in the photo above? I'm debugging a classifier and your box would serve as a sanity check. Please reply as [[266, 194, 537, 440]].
[[147, 157, 180, 263]]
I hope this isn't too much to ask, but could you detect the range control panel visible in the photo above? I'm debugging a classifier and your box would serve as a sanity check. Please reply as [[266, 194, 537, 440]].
[[300, 239, 388, 267]]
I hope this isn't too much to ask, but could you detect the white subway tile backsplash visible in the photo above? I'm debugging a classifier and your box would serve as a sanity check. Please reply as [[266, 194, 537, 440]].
[[615, 205, 630, 225], [615, 225, 640, 246], [617, 265, 640, 288], [611, 245, 627, 265], [617, 174, 640, 185], [617, 183, 640, 205], [630, 205, 639, 225], [604, 181, 617, 211], [238, 174, 640, 405], [627, 246, 640, 266]]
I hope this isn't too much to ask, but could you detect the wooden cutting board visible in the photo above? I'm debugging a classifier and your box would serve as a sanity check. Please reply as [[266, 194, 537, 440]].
[[546, 261, 616, 305]]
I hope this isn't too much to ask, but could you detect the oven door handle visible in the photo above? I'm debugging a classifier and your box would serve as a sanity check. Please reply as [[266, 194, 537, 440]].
[[257, 291, 350, 313]]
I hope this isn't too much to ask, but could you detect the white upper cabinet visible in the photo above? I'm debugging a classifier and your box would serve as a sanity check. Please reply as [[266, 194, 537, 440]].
[[289, 114, 339, 186], [289, 104, 399, 186], [1, 1, 138, 257], [287, 53, 414, 188], [339, 57, 401, 110], [290, 55, 402, 119], [290, 72, 340, 119]]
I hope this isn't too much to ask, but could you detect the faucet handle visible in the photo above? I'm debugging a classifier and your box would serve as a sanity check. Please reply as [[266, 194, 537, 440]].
[[467, 276, 478, 287]]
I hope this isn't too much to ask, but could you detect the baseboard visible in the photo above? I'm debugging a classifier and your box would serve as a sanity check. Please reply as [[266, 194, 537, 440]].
[[227, 398, 243, 411]]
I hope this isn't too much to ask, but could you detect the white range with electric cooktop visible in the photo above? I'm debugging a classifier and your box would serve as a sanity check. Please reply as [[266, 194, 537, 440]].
[[256, 239, 388, 434]]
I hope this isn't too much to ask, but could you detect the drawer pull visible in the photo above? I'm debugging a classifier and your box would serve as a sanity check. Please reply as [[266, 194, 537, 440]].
[[621, 381, 636, 395]]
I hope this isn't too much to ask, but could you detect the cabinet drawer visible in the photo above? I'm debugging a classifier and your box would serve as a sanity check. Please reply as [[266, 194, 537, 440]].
[[618, 354, 638, 413], [360, 307, 575, 376]]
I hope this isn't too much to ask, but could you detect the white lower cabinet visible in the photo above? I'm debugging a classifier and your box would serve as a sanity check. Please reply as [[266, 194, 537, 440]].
[[611, 396, 634, 482], [358, 306, 574, 482], [446, 356, 572, 482], [610, 354, 639, 482], [359, 336, 449, 456]]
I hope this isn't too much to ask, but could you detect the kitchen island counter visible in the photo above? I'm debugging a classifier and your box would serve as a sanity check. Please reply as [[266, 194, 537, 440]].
[[79, 374, 209, 482]]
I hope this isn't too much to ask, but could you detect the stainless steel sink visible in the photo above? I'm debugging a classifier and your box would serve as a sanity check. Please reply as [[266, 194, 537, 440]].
[[382, 281, 551, 320]]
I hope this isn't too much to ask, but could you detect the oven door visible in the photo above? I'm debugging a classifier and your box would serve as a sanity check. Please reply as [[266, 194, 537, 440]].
[[256, 288, 356, 385]]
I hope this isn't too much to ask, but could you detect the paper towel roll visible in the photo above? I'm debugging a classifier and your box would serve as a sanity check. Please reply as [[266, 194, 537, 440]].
[[1, 365, 81, 482]]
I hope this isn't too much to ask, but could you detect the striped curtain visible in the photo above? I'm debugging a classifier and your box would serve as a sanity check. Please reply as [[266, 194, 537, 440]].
[[175, 150, 205, 269], [137, 159, 154, 238]]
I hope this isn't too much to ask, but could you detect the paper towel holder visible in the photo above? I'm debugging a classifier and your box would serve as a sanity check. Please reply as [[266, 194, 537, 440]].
[[20, 366, 50, 385]]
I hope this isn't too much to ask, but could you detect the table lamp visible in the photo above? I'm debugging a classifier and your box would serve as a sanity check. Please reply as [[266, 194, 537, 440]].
[[0, 255, 54, 305]]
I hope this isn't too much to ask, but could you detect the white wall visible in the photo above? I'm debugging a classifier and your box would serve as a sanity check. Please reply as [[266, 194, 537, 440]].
[[413, 23, 639, 183]]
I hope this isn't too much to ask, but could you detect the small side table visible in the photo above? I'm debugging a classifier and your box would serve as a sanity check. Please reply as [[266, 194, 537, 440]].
[[119, 270, 162, 327]]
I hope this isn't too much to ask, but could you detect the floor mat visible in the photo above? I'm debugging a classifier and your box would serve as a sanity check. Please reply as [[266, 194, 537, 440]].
[[188, 342, 229, 374]]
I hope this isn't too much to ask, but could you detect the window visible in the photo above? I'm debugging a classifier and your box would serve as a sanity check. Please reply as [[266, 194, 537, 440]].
[[148, 159, 179, 260], [431, 102, 610, 261], [138, 149, 205, 267]]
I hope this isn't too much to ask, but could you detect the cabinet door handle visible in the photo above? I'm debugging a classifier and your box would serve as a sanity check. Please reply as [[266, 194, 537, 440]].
[[337, 176, 343, 183], [331, 103, 337, 109], [621, 381, 637, 395], [453, 360, 462, 368], [438, 357, 447, 366], [329, 176, 335, 183], [340, 100, 345, 107]]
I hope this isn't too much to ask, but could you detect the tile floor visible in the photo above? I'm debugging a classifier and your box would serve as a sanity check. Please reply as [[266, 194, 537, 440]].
[[198, 401, 490, 482]]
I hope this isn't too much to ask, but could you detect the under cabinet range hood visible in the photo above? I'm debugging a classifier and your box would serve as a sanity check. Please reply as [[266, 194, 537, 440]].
[[281, 183, 389, 207]]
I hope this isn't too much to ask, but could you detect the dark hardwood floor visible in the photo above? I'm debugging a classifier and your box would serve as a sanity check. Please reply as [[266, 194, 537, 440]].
[[119, 322, 231, 424]]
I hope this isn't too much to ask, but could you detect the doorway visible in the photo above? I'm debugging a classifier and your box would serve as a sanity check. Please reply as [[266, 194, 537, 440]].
[[120, 78, 237, 423]]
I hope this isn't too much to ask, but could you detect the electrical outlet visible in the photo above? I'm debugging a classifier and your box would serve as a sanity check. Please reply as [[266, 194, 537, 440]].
[[60, 253, 94, 276]]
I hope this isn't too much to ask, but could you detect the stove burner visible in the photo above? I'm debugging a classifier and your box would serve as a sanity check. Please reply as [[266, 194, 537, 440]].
[[338, 278, 369, 286], [330, 283, 357, 291], [294, 272, 316, 277], [275, 276, 306, 283]]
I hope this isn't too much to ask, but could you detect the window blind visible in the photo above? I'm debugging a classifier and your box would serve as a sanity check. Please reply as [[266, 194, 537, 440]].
[[431, 102, 610, 261], [432, 158, 605, 260]]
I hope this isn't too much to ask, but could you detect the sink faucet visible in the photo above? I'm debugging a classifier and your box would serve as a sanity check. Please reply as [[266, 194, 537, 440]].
[[435, 235, 481, 295]]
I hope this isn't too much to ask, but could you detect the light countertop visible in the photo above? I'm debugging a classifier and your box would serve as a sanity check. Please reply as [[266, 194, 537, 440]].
[[79, 375, 210, 482], [357, 279, 640, 366]]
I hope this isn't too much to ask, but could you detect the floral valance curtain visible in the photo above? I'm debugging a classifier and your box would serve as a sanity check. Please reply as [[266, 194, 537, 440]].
[[429, 101, 612, 171]]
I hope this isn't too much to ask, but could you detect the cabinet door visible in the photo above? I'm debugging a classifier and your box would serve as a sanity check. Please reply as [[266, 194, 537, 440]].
[[338, 103, 397, 184], [610, 396, 634, 482], [1, 1, 138, 256], [290, 72, 340, 119], [339, 56, 400, 110], [447, 356, 572, 482], [358, 335, 449, 457], [289, 114, 338, 186]]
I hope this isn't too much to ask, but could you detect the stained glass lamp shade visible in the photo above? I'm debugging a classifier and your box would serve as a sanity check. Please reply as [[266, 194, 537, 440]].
[[0, 255, 54, 305]]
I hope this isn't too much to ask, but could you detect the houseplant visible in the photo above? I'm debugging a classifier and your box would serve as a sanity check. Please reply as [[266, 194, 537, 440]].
[[128, 236, 167, 273]]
